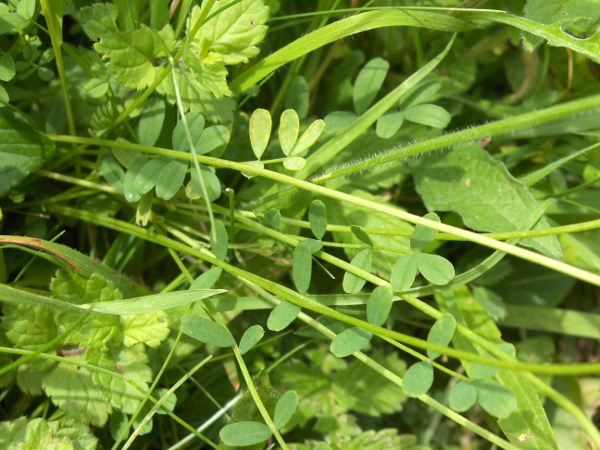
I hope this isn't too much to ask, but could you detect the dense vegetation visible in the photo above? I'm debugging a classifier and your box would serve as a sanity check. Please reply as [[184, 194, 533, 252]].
[[1, 0, 600, 448]]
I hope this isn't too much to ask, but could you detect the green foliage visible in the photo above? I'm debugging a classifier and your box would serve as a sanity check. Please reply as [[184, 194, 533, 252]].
[[180, 315, 235, 347]]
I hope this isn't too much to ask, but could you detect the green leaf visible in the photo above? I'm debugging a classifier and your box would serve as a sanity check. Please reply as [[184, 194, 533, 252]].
[[524, 0, 598, 25], [390, 254, 417, 292], [367, 285, 394, 326], [426, 313, 456, 360], [187, 0, 269, 66], [249, 108, 271, 159], [400, 79, 442, 109], [449, 381, 478, 412], [291, 119, 325, 156], [134, 156, 171, 195], [342, 249, 372, 294], [330, 326, 372, 357], [219, 421, 272, 447], [210, 220, 228, 261], [414, 253, 455, 285], [123, 156, 148, 202], [80, 4, 175, 90], [264, 208, 281, 230], [410, 212, 440, 251], [51, 270, 123, 305], [410, 142, 563, 259], [0, 109, 55, 198], [283, 156, 306, 171], [274, 390, 298, 429], [155, 159, 188, 200], [323, 111, 358, 134], [292, 242, 312, 294], [0, 12, 28, 35], [138, 98, 165, 146], [474, 380, 518, 418], [172, 112, 205, 152], [267, 301, 301, 332], [342, 429, 423, 450], [309, 200, 327, 240], [402, 361, 434, 398], [2, 303, 57, 352], [0, 54, 15, 81], [101, 154, 125, 192], [239, 325, 265, 355], [279, 109, 300, 156], [121, 312, 169, 348], [376, 111, 404, 139], [300, 239, 323, 253], [403, 104, 451, 128], [472, 286, 508, 321], [197, 125, 229, 155], [470, 344, 516, 380], [191, 164, 221, 202], [350, 225, 373, 247], [180, 315, 235, 347], [353, 57, 390, 115], [190, 267, 223, 290], [0, 417, 98, 450], [285, 76, 309, 120]]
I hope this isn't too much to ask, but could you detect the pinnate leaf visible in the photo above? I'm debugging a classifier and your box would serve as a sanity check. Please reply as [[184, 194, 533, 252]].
[[351, 225, 373, 247], [274, 390, 299, 429], [330, 327, 373, 357], [210, 220, 229, 261], [239, 325, 265, 355], [220, 421, 272, 447], [376, 111, 404, 139], [190, 164, 221, 202], [414, 253, 455, 285], [367, 285, 394, 326], [155, 159, 188, 200], [403, 104, 450, 128], [291, 119, 325, 156], [402, 362, 434, 397], [280, 109, 299, 156], [343, 249, 372, 294], [180, 315, 235, 347], [283, 156, 306, 171], [172, 112, 205, 152], [138, 98, 165, 147]]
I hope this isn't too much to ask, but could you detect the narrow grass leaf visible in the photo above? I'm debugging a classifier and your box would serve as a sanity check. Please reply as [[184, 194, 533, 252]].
[[449, 381, 478, 412], [309, 200, 327, 240], [134, 156, 170, 195], [351, 225, 373, 247], [210, 220, 228, 261], [267, 301, 301, 332], [190, 267, 223, 290], [220, 421, 272, 447], [239, 325, 265, 355], [474, 380, 518, 418], [101, 154, 125, 192], [137, 98, 165, 147], [411, 212, 440, 251], [376, 111, 404, 139], [292, 243, 312, 294], [403, 104, 450, 128], [343, 249, 372, 294], [274, 390, 298, 429], [330, 326, 373, 357], [367, 285, 394, 326], [353, 57, 390, 115], [283, 156, 306, 171], [249, 108, 271, 159], [123, 157, 148, 203], [390, 254, 417, 292], [426, 313, 456, 360], [155, 159, 188, 200], [414, 253, 455, 285], [180, 315, 235, 348], [403, 361, 434, 397], [291, 119, 325, 156], [279, 109, 299, 156]]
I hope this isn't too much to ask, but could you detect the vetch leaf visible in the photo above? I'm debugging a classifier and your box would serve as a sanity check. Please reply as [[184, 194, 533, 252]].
[[267, 301, 301, 332], [367, 284, 394, 326], [172, 112, 205, 152], [180, 315, 235, 347], [100, 154, 125, 192], [285, 76, 309, 119], [274, 390, 298, 429], [0, 109, 55, 197], [0, 54, 15, 81], [330, 326, 373, 357], [309, 199, 327, 240], [376, 111, 404, 139], [279, 109, 299, 156], [300, 239, 323, 253], [134, 156, 171, 195], [353, 57, 390, 115], [291, 119, 325, 156], [474, 380, 518, 418], [249, 108, 271, 159], [138, 98, 165, 146], [292, 242, 312, 294], [426, 313, 456, 359], [191, 164, 221, 202], [471, 344, 516, 380], [219, 421, 272, 447], [343, 249, 372, 294], [264, 208, 281, 230], [403, 104, 451, 128], [190, 267, 223, 290], [283, 156, 306, 171], [414, 253, 455, 285], [449, 381, 478, 412], [155, 159, 188, 200], [400, 79, 442, 109], [239, 325, 265, 355], [123, 157, 148, 203], [351, 225, 373, 247], [196, 125, 229, 155], [210, 220, 228, 261], [402, 361, 434, 397], [390, 254, 418, 292], [411, 212, 441, 250]]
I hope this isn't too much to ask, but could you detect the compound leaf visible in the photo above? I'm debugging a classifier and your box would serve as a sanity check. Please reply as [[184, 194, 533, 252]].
[[239, 325, 265, 355], [414, 253, 455, 285], [274, 390, 298, 429], [367, 284, 394, 326], [220, 421, 272, 447], [402, 361, 433, 397], [180, 315, 235, 347], [342, 249, 372, 294], [330, 326, 373, 357], [249, 108, 271, 159]]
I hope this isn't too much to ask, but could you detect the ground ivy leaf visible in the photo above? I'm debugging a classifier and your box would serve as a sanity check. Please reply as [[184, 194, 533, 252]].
[[220, 421, 272, 447], [188, 0, 269, 66], [292, 243, 312, 294], [267, 301, 301, 332], [414, 253, 455, 285], [0, 417, 98, 450], [403, 104, 451, 128], [80, 3, 175, 90], [390, 254, 417, 292], [42, 355, 111, 427], [474, 380, 518, 418], [274, 390, 298, 429], [342, 249, 372, 294], [410, 142, 563, 259], [367, 284, 394, 326], [309, 199, 327, 240], [449, 381, 478, 412], [239, 325, 265, 355], [210, 220, 228, 261], [249, 108, 271, 159], [330, 327, 373, 357], [180, 315, 235, 347], [51, 270, 124, 306], [186, 54, 231, 99], [402, 361, 434, 397], [0, 109, 55, 197], [353, 57, 390, 115], [121, 312, 169, 348], [57, 310, 122, 351], [411, 212, 440, 251], [426, 313, 456, 360]]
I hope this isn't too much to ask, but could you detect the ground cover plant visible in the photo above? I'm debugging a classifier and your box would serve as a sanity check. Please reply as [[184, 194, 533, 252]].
[[1, 0, 600, 448]]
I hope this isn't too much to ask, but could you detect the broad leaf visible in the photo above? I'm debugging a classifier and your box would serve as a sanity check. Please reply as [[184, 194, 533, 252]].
[[239, 325, 265, 355], [402, 361, 434, 397], [330, 327, 373, 357], [367, 284, 394, 326], [180, 315, 235, 347], [219, 421, 272, 447]]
